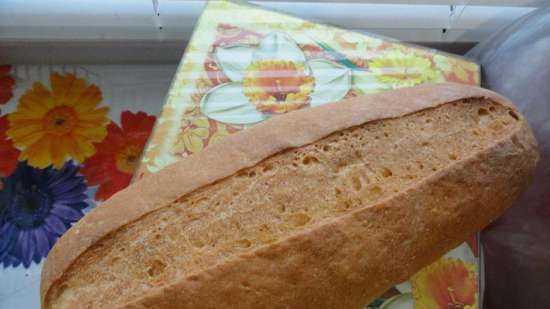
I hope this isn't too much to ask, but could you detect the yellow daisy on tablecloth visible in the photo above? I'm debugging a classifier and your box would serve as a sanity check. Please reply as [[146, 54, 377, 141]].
[[7, 72, 109, 168], [368, 50, 440, 88]]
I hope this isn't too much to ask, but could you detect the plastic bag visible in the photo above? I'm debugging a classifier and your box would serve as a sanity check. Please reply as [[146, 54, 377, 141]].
[[467, 5, 550, 309]]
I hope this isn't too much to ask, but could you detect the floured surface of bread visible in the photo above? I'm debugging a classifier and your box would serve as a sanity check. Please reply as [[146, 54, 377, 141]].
[[47, 98, 527, 309]]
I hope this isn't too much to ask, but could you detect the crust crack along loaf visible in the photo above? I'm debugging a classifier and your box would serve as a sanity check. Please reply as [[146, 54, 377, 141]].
[[41, 83, 538, 309]]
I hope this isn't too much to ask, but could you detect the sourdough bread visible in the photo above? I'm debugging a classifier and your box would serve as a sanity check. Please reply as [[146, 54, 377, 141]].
[[41, 83, 538, 309]]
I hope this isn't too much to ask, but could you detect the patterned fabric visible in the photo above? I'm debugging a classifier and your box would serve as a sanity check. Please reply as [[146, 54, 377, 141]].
[[0, 67, 159, 268], [0, 64, 170, 308]]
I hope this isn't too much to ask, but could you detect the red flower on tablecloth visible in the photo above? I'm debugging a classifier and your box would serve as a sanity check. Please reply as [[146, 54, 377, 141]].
[[81, 111, 156, 201], [0, 65, 15, 105], [0, 115, 20, 178]]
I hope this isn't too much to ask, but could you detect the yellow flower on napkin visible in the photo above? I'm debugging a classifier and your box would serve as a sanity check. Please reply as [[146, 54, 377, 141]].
[[173, 117, 210, 154], [411, 258, 478, 309], [369, 50, 439, 87]]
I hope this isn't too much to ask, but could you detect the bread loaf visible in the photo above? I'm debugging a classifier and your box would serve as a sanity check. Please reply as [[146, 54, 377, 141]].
[[41, 83, 538, 309]]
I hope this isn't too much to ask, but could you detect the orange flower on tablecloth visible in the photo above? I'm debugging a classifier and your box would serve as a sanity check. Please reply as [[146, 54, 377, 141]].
[[0, 115, 20, 177], [81, 111, 156, 201], [0, 65, 15, 105], [7, 73, 109, 168], [411, 258, 478, 309]]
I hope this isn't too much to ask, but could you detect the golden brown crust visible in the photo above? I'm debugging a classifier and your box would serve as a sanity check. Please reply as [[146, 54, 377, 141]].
[[120, 119, 538, 309], [40, 83, 538, 308]]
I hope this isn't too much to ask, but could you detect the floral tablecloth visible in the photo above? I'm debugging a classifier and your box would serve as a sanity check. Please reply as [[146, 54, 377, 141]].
[[0, 64, 174, 308]]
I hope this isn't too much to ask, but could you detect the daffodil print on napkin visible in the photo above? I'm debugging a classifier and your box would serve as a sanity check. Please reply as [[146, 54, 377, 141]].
[[368, 50, 441, 88], [411, 258, 477, 309], [200, 32, 352, 125], [377, 242, 478, 309]]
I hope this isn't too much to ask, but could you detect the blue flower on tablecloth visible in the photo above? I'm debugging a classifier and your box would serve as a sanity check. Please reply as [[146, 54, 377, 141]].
[[0, 161, 89, 268]]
